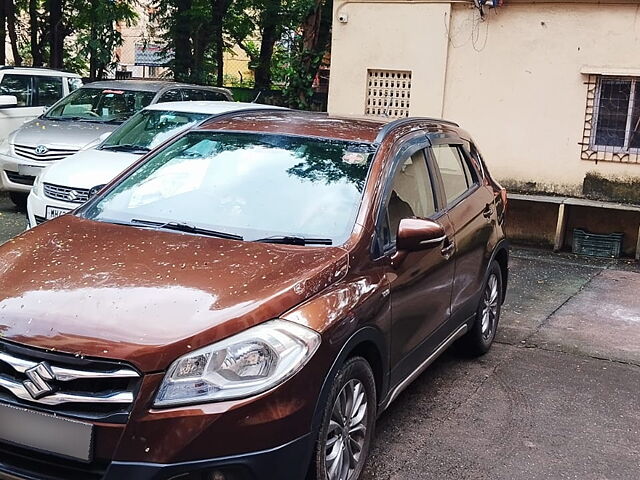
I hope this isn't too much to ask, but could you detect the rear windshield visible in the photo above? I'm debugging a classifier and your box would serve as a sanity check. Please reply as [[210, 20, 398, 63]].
[[100, 109, 210, 154], [44, 87, 155, 124], [83, 132, 375, 244]]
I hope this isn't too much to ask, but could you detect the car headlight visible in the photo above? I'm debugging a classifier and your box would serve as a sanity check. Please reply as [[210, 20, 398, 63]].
[[154, 319, 321, 407], [0, 137, 10, 155]]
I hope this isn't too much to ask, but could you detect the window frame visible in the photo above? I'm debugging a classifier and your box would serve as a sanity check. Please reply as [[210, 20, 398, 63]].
[[0, 73, 35, 108], [372, 132, 445, 258], [428, 138, 481, 210], [591, 75, 640, 154]]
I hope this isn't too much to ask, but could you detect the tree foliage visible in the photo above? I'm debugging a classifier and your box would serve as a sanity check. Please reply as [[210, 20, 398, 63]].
[[0, 0, 335, 110]]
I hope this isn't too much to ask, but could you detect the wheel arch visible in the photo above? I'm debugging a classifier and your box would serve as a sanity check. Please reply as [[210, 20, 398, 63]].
[[311, 326, 389, 432], [490, 240, 509, 303]]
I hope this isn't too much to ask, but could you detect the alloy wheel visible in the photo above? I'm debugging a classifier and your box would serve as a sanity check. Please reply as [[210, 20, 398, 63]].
[[324, 379, 368, 480], [481, 273, 499, 341]]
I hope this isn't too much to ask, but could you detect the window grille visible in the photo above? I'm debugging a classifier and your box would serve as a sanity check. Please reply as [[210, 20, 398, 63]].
[[365, 69, 412, 119], [581, 74, 640, 163]]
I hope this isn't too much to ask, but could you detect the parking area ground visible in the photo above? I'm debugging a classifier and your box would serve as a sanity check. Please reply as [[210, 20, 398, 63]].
[[0, 196, 638, 479]]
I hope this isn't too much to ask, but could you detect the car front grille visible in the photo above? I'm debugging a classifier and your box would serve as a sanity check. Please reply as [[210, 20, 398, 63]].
[[43, 183, 90, 204], [14, 144, 79, 162], [0, 339, 141, 424], [34, 214, 47, 225], [5, 170, 35, 186]]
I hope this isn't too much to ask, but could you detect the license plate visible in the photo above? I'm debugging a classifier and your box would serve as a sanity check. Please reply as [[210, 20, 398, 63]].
[[17, 165, 44, 177], [0, 403, 94, 462], [46, 206, 71, 220]]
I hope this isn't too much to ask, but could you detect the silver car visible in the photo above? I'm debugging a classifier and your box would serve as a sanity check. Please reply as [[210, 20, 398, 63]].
[[0, 80, 233, 208]]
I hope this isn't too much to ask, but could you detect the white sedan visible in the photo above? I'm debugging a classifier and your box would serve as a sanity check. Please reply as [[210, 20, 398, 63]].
[[27, 101, 282, 228]]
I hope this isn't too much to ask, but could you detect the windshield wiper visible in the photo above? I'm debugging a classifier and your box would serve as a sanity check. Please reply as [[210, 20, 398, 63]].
[[255, 235, 333, 246], [130, 218, 243, 241], [101, 144, 150, 153]]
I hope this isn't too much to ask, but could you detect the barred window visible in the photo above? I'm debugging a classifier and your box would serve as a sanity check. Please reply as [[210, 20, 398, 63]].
[[365, 69, 411, 119], [582, 75, 640, 163]]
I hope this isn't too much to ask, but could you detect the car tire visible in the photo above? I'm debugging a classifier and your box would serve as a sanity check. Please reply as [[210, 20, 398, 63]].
[[9, 192, 27, 212], [457, 260, 503, 357], [311, 356, 376, 480]]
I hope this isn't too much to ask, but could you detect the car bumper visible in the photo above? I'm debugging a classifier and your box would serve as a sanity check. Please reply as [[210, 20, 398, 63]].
[[103, 433, 313, 480], [0, 154, 47, 193], [0, 433, 313, 480], [26, 187, 77, 229]]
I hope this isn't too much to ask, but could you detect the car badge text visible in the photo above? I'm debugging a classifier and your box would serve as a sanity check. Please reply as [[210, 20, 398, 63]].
[[23, 362, 56, 399], [34, 145, 49, 155]]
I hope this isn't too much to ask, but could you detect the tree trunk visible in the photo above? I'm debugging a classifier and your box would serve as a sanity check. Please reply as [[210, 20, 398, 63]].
[[211, 0, 232, 87], [6, 0, 21, 66], [173, 0, 193, 82], [286, 0, 333, 109], [29, 0, 44, 66], [0, 0, 6, 65], [254, 2, 280, 92], [48, 0, 65, 69], [89, 19, 97, 80]]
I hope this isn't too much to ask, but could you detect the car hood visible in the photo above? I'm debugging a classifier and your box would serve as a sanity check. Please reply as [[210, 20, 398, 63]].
[[41, 148, 139, 189], [0, 216, 348, 372], [12, 118, 119, 150]]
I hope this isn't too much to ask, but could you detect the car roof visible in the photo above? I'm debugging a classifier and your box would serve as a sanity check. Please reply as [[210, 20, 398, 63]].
[[197, 110, 462, 144], [80, 80, 231, 93], [143, 101, 285, 115], [0, 66, 81, 77]]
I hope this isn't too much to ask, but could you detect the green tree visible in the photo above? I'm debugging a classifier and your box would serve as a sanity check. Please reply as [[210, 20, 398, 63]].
[[71, 0, 138, 80], [284, 0, 332, 109]]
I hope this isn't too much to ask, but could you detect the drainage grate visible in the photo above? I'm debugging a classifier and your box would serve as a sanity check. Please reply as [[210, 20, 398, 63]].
[[572, 229, 624, 258]]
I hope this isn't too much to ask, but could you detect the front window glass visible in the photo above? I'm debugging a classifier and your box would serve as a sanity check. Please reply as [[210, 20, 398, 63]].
[[44, 87, 155, 123], [100, 110, 210, 153], [386, 150, 436, 243], [0, 74, 32, 106], [83, 132, 375, 244]]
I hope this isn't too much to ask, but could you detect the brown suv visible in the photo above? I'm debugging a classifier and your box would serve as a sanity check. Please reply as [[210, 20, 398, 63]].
[[0, 110, 508, 480]]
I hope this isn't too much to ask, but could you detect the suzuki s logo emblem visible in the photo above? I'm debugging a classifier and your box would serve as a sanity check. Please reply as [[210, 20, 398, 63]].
[[23, 362, 56, 399], [67, 190, 79, 201], [34, 145, 49, 155]]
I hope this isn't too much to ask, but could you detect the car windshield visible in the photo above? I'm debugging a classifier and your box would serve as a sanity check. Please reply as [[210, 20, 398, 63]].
[[100, 109, 210, 153], [44, 87, 155, 123], [82, 132, 375, 244]]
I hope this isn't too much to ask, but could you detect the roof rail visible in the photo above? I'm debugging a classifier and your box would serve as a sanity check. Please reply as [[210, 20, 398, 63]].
[[198, 106, 286, 127], [374, 116, 460, 143], [0, 65, 69, 73]]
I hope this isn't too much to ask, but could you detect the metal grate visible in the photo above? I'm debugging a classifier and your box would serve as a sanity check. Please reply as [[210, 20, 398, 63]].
[[365, 69, 412, 119], [581, 75, 640, 163], [44, 183, 91, 204], [14, 144, 79, 162], [572, 229, 624, 258]]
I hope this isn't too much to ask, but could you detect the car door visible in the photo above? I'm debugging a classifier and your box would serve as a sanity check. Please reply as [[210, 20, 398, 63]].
[[0, 74, 43, 140], [376, 134, 456, 387], [429, 139, 496, 325]]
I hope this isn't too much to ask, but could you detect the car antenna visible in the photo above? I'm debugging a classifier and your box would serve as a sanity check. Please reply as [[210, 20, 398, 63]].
[[252, 90, 262, 103]]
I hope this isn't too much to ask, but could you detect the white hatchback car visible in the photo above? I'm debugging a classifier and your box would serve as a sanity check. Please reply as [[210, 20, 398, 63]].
[[27, 101, 283, 228], [0, 66, 82, 141]]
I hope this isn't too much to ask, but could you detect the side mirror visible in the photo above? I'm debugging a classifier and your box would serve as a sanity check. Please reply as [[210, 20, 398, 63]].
[[396, 218, 446, 252], [0, 95, 18, 108]]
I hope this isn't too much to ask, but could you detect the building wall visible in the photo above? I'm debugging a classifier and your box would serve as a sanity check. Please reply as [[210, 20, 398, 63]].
[[328, 1, 640, 198], [328, 2, 451, 119]]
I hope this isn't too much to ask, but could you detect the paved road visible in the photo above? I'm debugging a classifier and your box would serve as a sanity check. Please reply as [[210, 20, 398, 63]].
[[0, 197, 639, 479]]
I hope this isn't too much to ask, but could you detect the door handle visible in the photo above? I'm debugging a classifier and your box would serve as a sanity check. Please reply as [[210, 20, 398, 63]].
[[441, 240, 455, 259], [483, 203, 494, 219]]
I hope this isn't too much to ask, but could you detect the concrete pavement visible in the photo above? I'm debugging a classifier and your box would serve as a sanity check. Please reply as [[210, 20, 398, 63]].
[[363, 249, 640, 480]]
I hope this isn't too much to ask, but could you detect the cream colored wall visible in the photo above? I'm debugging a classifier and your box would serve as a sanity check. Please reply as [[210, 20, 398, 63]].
[[328, 1, 640, 195], [328, 2, 451, 118]]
